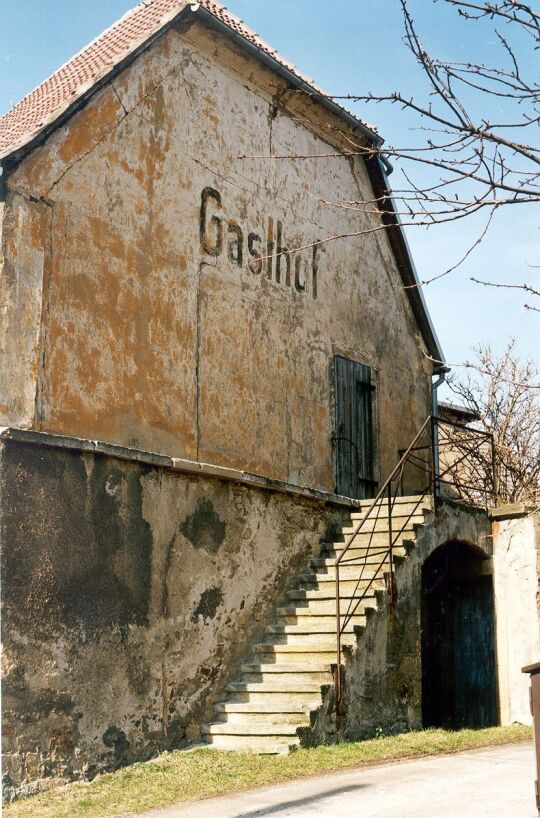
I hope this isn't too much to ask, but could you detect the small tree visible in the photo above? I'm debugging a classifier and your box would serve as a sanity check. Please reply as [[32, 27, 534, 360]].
[[447, 341, 540, 504]]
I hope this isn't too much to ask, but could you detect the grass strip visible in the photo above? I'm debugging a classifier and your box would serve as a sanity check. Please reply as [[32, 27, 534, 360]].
[[5, 724, 532, 818]]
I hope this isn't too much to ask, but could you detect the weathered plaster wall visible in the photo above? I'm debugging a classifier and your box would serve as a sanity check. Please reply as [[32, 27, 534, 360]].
[[339, 501, 492, 739], [492, 509, 540, 725], [1, 20, 432, 492], [0, 432, 350, 799], [0, 195, 50, 427]]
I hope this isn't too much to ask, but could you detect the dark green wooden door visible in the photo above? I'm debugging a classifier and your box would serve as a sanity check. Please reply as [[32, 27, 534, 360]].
[[334, 356, 375, 499], [421, 542, 499, 729]]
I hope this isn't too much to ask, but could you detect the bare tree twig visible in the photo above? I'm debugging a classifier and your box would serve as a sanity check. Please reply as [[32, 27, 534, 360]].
[[237, 0, 540, 303], [470, 276, 540, 296], [423, 349, 540, 388]]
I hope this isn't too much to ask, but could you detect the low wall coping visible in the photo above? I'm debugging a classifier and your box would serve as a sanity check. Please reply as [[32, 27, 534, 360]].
[[489, 503, 538, 520], [0, 426, 360, 509]]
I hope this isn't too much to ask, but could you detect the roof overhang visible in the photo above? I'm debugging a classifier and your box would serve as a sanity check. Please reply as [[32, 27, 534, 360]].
[[364, 158, 444, 366], [438, 401, 480, 424]]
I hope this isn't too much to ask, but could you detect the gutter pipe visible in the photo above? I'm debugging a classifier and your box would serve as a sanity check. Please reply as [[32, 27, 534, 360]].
[[431, 365, 451, 497]]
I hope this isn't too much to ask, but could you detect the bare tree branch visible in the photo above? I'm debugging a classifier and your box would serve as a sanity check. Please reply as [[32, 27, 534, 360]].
[[238, 0, 540, 304], [423, 348, 540, 388], [444, 341, 540, 504], [470, 276, 540, 296]]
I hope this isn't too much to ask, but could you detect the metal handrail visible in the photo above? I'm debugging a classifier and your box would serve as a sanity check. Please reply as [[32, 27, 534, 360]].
[[334, 414, 497, 729]]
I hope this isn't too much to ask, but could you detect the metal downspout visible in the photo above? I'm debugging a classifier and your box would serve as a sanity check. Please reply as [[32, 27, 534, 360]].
[[431, 366, 450, 498]]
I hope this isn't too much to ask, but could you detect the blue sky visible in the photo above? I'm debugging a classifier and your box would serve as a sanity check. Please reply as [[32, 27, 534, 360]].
[[1, 0, 538, 382]]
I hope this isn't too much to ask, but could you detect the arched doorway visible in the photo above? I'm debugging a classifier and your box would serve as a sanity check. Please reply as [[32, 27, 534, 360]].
[[421, 541, 498, 729]]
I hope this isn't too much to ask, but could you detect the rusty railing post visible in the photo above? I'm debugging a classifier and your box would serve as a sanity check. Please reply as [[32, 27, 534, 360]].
[[335, 561, 342, 737], [387, 482, 395, 607]]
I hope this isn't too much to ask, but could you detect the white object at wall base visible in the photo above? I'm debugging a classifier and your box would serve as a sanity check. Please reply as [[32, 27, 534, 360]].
[[493, 512, 540, 726]]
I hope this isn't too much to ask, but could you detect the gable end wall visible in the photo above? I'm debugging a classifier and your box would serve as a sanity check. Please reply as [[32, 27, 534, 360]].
[[0, 21, 432, 492]]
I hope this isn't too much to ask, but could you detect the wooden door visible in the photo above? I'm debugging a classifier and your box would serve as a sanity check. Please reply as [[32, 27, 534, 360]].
[[334, 356, 376, 499]]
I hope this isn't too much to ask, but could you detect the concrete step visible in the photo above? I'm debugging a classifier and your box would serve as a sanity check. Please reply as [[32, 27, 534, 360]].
[[327, 531, 412, 547], [308, 559, 401, 576], [255, 641, 338, 653], [225, 690, 323, 705], [227, 680, 324, 694], [323, 548, 393, 562], [202, 721, 301, 736], [287, 583, 384, 602], [325, 540, 415, 559], [276, 607, 374, 622], [340, 516, 424, 535], [279, 597, 379, 615], [202, 734, 297, 753], [241, 664, 332, 684], [350, 501, 431, 520], [215, 710, 310, 725], [320, 538, 416, 570], [295, 574, 385, 592], [254, 644, 337, 664], [241, 661, 332, 673], [266, 622, 363, 641], [297, 570, 378, 584], [216, 701, 315, 715], [262, 636, 356, 649], [240, 672, 331, 685], [356, 494, 431, 509], [325, 535, 415, 552]]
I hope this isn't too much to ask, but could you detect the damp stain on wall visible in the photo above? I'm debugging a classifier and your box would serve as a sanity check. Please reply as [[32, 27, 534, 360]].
[[180, 497, 226, 553]]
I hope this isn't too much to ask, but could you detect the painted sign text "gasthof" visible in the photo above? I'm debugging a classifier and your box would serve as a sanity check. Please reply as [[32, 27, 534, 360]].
[[199, 188, 321, 299]]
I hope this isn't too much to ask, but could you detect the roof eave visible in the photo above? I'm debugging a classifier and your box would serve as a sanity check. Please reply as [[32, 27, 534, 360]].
[[438, 401, 480, 423], [366, 158, 445, 367], [0, 5, 195, 168], [192, 5, 383, 148]]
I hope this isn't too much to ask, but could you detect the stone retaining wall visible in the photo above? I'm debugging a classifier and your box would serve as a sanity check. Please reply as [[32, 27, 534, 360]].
[[340, 500, 493, 739], [0, 429, 351, 799]]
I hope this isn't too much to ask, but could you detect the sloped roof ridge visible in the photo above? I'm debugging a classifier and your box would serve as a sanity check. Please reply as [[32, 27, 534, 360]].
[[0, 0, 377, 162]]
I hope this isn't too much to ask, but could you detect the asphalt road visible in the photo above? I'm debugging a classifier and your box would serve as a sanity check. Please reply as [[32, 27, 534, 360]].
[[135, 741, 536, 818]]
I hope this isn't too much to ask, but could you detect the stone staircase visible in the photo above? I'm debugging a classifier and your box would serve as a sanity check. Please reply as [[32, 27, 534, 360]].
[[201, 495, 432, 752]]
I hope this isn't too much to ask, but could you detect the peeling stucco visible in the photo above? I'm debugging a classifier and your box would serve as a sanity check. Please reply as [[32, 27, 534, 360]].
[[0, 21, 432, 492], [180, 497, 226, 553], [492, 511, 540, 725]]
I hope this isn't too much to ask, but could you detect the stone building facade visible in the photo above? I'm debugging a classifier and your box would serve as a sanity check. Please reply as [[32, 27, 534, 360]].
[[0, 1, 441, 490], [4, 0, 532, 802]]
